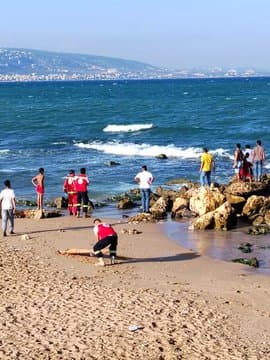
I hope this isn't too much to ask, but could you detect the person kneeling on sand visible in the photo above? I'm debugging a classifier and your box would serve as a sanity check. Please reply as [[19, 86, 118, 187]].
[[92, 218, 118, 266]]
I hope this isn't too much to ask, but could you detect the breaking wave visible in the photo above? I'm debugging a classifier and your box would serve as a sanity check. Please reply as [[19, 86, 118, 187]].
[[103, 124, 153, 132]]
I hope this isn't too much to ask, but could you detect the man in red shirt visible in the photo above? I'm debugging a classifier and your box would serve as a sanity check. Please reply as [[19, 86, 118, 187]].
[[92, 218, 118, 266], [75, 167, 89, 218]]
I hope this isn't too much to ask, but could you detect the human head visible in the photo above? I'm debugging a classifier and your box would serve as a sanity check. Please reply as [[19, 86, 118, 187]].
[[236, 143, 241, 149], [80, 167, 86, 174], [203, 147, 208, 153], [69, 169, 75, 175], [39, 167, 44, 174], [142, 165, 147, 171], [256, 140, 262, 146], [245, 144, 251, 149], [4, 179, 11, 188], [93, 218, 101, 225], [245, 152, 250, 159]]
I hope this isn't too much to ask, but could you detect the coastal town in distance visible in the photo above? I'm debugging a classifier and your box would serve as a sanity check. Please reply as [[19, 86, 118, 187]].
[[0, 48, 268, 82]]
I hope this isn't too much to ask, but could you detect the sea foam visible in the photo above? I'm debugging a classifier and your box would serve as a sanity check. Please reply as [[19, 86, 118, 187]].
[[103, 124, 153, 132], [74, 141, 231, 159]]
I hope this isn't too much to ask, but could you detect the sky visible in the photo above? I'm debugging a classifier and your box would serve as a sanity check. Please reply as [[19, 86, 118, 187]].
[[1, 0, 270, 69]]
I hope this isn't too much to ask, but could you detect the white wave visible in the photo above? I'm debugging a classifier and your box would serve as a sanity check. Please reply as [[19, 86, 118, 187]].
[[0, 149, 10, 154], [103, 123, 153, 133], [265, 162, 270, 169], [52, 141, 68, 145], [75, 141, 231, 159]]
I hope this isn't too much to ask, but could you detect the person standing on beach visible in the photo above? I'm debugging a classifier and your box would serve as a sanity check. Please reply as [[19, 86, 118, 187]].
[[134, 165, 154, 213], [0, 180, 16, 237], [252, 140, 266, 182], [233, 144, 243, 182], [92, 218, 118, 266], [199, 148, 215, 187], [32, 167, 45, 210], [63, 169, 78, 216], [75, 167, 89, 218]]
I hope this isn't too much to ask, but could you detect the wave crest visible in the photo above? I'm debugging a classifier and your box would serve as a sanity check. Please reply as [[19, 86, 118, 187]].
[[103, 124, 153, 133], [75, 141, 231, 159]]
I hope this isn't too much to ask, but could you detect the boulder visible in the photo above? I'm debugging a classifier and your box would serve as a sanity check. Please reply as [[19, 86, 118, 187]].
[[150, 197, 168, 218], [128, 213, 155, 223], [54, 197, 68, 209], [155, 153, 168, 159], [171, 197, 188, 217], [21, 209, 62, 219], [225, 194, 246, 214], [190, 201, 236, 231], [248, 225, 269, 235], [252, 216, 265, 226], [117, 197, 135, 209], [189, 210, 215, 230], [189, 187, 225, 216], [213, 201, 236, 230], [225, 181, 270, 198], [242, 195, 270, 219], [172, 208, 197, 219], [232, 257, 259, 267], [264, 210, 270, 226]]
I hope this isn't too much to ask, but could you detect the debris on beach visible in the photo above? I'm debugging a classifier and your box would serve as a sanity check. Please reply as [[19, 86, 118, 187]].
[[238, 243, 253, 253], [121, 228, 142, 235], [232, 257, 259, 267]]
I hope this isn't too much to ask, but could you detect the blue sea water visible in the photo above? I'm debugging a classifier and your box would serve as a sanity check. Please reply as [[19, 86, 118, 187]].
[[0, 78, 270, 202]]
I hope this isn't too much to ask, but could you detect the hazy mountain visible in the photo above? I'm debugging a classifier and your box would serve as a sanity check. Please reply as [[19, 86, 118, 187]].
[[0, 48, 158, 76]]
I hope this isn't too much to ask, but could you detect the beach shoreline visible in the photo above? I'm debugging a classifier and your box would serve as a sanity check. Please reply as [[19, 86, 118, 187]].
[[0, 214, 269, 359]]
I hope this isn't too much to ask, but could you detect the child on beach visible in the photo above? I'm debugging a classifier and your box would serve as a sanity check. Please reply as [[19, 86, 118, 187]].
[[32, 167, 45, 210]]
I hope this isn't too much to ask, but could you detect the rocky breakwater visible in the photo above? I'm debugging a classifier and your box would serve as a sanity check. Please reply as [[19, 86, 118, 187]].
[[123, 175, 270, 233]]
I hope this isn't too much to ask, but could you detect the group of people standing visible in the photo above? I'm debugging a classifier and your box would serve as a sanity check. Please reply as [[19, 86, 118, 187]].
[[233, 140, 266, 182], [199, 140, 266, 187]]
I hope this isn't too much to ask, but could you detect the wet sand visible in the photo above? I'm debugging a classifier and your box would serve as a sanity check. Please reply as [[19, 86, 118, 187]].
[[0, 215, 270, 359]]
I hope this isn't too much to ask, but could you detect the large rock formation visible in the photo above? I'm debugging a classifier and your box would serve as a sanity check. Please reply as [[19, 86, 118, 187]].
[[189, 187, 225, 216]]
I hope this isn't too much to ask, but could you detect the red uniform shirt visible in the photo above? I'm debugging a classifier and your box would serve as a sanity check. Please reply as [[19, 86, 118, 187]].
[[94, 223, 117, 240], [63, 175, 77, 194], [75, 174, 89, 192]]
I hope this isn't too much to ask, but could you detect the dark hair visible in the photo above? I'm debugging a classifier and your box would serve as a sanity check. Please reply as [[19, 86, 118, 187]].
[[256, 139, 262, 146], [203, 147, 208, 152], [93, 218, 101, 224], [39, 167, 44, 174], [80, 167, 86, 174], [236, 143, 241, 149], [245, 144, 251, 149], [4, 179, 11, 188], [69, 169, 75, 175], [142, 165, 147, 171]]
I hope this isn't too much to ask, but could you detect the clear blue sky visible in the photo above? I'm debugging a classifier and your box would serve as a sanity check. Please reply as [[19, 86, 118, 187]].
[[1, 0, 270, 69]]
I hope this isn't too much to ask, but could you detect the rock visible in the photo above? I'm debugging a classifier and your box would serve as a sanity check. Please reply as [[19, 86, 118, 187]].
[[248, 225, 269, 235], [213, 201, 236, 230], [117, 197, 135, 209], [105, 161, 120, 166], [21, 209, 62, 219], [189, 187, 225, 216], [189, 210, 215, 230], [264, 210, 270, 226], [242, 195, 270, 219], [172, 208, 197, 219], [238, 243, 253, 253], [121, 228, 142, 235], [150, 197, 168, 218], [54, 197, 68, 209], [16, 199, 37, 207], [21, 234, 31, 241], [232, 257, 259, 267], [171, 197, 189, 218], [128, 213, 155, 223], [190, 201, 236, 231], [252, 216, 265, 226], [225, 181, 270, 198], [225, 194, 246, 214], [155, 153, 168, 159]]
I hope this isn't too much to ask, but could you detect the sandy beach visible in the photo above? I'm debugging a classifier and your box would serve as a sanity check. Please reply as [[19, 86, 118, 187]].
[[0, 215, 269, 359]]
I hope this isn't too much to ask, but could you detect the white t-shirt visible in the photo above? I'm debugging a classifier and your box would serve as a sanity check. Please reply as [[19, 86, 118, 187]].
[[0, 188, 16, 210], [135, 170, 153, 189]]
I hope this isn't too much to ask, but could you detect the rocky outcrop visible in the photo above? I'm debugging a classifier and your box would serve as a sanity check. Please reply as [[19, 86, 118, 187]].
[[190, 201, 236, 231], [150, 197, 168, 218], [242, 195, 270, 220], [16, 209, 62, 219], [117, 197, 135, 209], [189, 187, 225, 216], [155, 153, 168, 159]]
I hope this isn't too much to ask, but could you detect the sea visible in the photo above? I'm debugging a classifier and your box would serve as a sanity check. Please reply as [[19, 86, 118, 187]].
[[1, 77, 270, 270]]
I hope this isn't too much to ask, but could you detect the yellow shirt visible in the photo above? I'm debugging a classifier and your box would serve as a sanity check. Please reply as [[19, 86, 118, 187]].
[[201, 153, 213, 171]]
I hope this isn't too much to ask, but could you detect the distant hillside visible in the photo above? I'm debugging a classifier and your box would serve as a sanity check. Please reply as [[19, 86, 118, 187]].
[[0, 48, 160, 81]]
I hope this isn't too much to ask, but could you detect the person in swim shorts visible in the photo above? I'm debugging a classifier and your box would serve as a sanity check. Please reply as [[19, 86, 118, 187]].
[[32, 167, 45, 210]]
